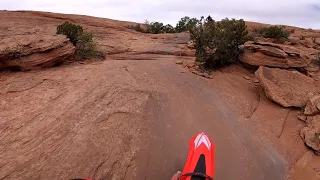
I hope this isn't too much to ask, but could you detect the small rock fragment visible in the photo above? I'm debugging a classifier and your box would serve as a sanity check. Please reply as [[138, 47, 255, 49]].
[[204, 73, 210, 78], [243, 75, 251, 80], [175, 60, 183, 65], [187, 63, 195, 68], [298, 114, 307, 122], [253, 79, 260, 83]]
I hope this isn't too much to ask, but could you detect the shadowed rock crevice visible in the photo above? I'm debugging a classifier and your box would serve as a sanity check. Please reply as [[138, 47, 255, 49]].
[[245, 85, 261, 119], [278, 109, 292, 138]]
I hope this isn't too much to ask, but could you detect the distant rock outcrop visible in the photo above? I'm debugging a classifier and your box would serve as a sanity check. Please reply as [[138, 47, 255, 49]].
[[240, 41, 311, 68], [255, 66, 316, 107], [0, 34, 75, 70]]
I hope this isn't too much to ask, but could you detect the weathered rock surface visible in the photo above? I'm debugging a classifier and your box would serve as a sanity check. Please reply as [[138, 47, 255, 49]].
[[300, 115, 320, 155], [255, 66, 316, 107], [304, 96, 320, 115], [288, 37, 300, 45], [300, 38, 318, 49], [0, 34, 75, 70], [240, 41, 310, 68], [288, 151, 320, 180], [314, 38, 320, 46], [298, 114, 307, 122]]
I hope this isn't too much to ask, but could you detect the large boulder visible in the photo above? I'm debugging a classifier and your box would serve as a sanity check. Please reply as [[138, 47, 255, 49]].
[[255, 66, 316, 107], [0, 34, 75, 70], [300, 115, 320, 155], [240, 41, 310, 68]]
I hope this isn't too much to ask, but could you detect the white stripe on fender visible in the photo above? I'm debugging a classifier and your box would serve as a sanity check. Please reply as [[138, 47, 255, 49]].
[[194, 133, 211, 150]]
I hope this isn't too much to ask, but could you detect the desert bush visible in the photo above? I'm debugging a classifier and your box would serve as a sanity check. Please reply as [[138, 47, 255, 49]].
[[132, 16, 199, 34], [248, 27, 263, 40], [175, 16, 190, 32], [57, 22, 83, 45], [128, 24, 145, 33], [187, 18, 200, 31], [163, 24, 175, 33], [260, 26, 290, 41], [190, 17, 249, 69], [135, 24, 145, 32], [175, 16, 199, 32], [145, 21, 164, 34], [131, 21, 176, 34], [76, 32, 104, 60], [57, 22, 104, 60], [251, 27, 263, 34], [247, 33, 257, 41]]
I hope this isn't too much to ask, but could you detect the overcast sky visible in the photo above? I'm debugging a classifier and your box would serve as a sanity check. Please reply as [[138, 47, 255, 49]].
[[1, 0, 320, 29]]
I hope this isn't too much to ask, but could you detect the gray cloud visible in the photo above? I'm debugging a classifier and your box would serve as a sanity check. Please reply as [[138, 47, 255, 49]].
[[1, 0, 319, 28]]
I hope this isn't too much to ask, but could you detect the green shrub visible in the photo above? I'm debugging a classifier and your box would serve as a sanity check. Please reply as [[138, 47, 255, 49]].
[[76, 32, 105, 60], [247, 33, 257, 41], [175, 16, 199, 32], [251, 27, 262, 34], [190, 17, 249, 69], [186, 18, 199, 31], [145, 21, 164, 34], [135, 24, 145, 32], [132, 17, 199, 34], [56, 22, 104, 60], [131, 21, 175, 34], [249, 27, 262, 40], [128, 24, 146, 33], [57, 22, 83, 45], [175, 16, 190, 32], [163, 24, 175, 33], [260, 26, 290, 41]]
